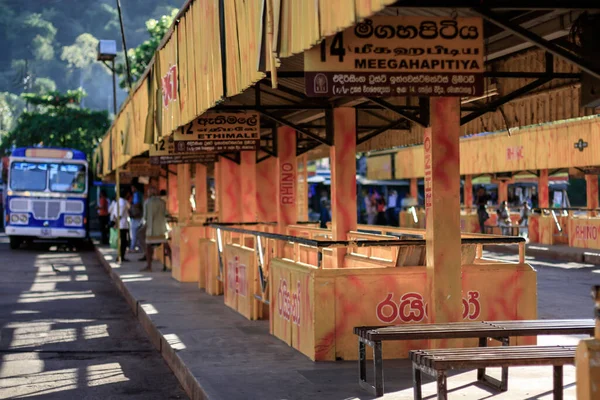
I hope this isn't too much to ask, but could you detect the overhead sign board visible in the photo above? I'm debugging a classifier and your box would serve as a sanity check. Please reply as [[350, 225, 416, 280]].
[[149, 136, 217, 165], [304, 16, 484, 97], [123, 159, 162, 177], [173, 112, 260, 153]]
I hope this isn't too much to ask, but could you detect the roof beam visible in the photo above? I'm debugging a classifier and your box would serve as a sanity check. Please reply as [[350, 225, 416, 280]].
[[367, 98, 428, 127], [390, 0, 600, 9], [473, 7, 600, 80], [484, 12, 578, 62]]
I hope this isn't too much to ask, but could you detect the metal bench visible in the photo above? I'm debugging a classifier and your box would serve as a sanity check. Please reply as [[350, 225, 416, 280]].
[[354, 319, 593, 396], [411, 345, 576, 400]]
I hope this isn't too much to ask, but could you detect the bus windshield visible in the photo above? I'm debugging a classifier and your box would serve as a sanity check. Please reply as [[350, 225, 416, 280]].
[[10, 162, 48, 192], [10, 162, 87, 193], [49, 164, 86, 193]]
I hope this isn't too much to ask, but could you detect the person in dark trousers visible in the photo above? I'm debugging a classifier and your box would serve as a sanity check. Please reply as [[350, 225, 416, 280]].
[[97, 190, 110, 245], [319, 199, 331, 228], [375, 195, 387, 225], [109, 187, 130, 262], [475, 186, 490, 233]]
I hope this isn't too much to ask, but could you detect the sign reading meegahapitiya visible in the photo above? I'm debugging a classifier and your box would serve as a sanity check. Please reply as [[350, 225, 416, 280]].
[[304, 16, 484, 97], [174, 112, 260, 153]]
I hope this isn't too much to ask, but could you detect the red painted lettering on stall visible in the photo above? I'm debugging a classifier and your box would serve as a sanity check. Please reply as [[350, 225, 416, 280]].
[[277, 278, 301, 326], [162, 65, 178, 107], [575, 225, 598, 241], [506, 146, 524, 161], [376, 290, 481, 323], [423, 135, 433, 214], [280, 162, 295, 205], [227, 256, 247, 297]]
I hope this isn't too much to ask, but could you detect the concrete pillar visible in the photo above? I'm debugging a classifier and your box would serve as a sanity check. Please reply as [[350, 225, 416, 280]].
[[425, 97, 462, 324], [257, 157, 277, 222], [177, 164, 192, 222], [586, 175, 599, 217], [195, 164, 207, 214], [410, 178, 418, 200], [539, 169, 549, 209], [276, 126, 297, 234], [218, 157, 242, 222], [330, 108, 357, 268], [464, 175, 473, 212]]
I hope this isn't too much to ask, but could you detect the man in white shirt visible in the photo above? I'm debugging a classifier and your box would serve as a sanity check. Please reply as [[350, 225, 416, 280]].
[[387, 190, 399, 226], [109, 188, 131, 262]]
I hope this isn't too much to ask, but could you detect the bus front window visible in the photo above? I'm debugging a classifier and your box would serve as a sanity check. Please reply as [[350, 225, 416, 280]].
[[10, 162, 48, 192], [49, 164, 86, 193]]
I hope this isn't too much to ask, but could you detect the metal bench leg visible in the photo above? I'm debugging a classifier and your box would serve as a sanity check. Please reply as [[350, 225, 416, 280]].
[[477, 337, 509, 392], [358, 339, 367, 386], [476, 337, 487, 380], [553, 366, 563, 400], [373, 340, 384, 397], [412, 364, 422, 400], [437, 371, 448, 400]]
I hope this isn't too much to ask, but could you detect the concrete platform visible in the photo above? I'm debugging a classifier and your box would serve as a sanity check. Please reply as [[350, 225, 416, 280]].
[[486, 242, 600, 265], [95, 245, 584, 400]]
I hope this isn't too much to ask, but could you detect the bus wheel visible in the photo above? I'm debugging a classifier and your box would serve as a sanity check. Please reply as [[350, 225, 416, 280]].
[[9, 237, 21, 250]]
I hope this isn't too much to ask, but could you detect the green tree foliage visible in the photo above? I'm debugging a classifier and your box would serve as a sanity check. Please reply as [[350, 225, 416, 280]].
[[0, 0, 181, 111], [0, 89, 110, 158], [115, 8, 178, 89]]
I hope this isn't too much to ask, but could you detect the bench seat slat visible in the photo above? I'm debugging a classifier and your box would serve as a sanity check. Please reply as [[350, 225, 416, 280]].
[[411, 345, 576, 370], [364, 319, 594, 341]]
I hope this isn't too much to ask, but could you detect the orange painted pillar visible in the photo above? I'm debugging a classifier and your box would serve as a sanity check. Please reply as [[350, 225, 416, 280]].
[[195, 164, 208, 214], [277, 126, 297, 237], [330, 108, 358, 268], [177, 164, 191, 222], [497, 181, 508, 204], [425, 97, 462, 324], [539, 169, 549, 209], [167, 164, 179, 216], [241, 151, 257, 222], [213, 161, 220, 216], [257, 157, 277, 223], [297, 154, 309, 221], [464, 175, 473, 212], [159, 169, 167, 193], [410, 178, 418, 200], [218, 157, 242, 222], [586, 175, 599, 217]]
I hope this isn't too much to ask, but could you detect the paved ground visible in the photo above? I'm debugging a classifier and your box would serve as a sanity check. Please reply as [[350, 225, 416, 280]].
[[0, 236, 187, 399], [484, 250, 597, 319], [94, 245, 597, 400]]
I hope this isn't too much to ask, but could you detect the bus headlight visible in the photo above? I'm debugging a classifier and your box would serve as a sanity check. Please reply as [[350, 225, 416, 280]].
[[10, 214, 28, 225], [65, 215, 83, 226]]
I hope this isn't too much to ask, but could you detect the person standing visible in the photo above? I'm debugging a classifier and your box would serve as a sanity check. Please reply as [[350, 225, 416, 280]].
[[129, 185, 143, 252], [475, 186, 490, 234], [109, 188, 130, 262], [141, 187, 168, 272], [386, 190, 399, 226], [319, 199, 331, 228], [497, 200, 512, 236], [97, 190, 110, 245], [366, 191, 377, 225], [375, 194, 387, 225]]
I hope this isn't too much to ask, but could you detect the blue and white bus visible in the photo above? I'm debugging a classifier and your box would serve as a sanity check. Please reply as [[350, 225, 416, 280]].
[[4, 147, 88, 249]]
